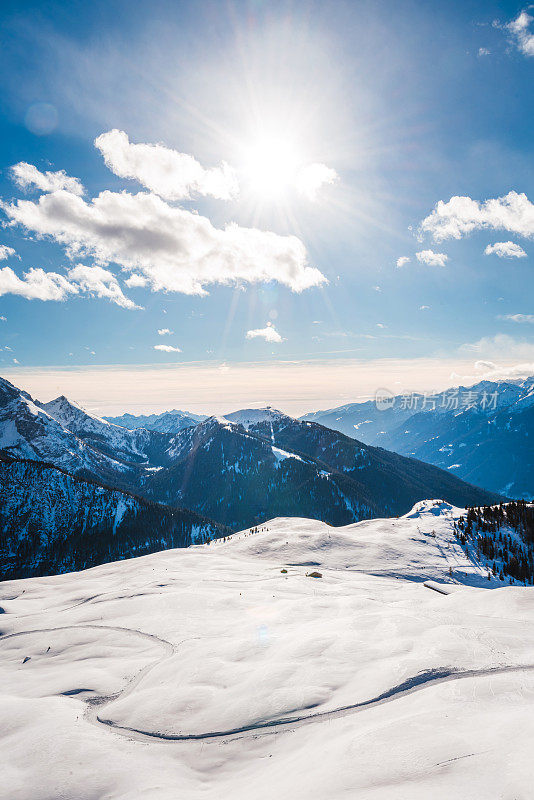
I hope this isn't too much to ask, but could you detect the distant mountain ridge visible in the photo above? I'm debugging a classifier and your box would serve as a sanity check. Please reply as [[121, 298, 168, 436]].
[[301, 377, 534, 498], [104, 409, 205, 433]]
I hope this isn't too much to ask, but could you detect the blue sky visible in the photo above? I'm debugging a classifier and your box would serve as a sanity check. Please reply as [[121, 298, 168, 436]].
[[0, 0, 532, 414]]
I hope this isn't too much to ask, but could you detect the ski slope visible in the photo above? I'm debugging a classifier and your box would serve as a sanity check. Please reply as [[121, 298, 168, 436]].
[[2, 500, 534, 799]]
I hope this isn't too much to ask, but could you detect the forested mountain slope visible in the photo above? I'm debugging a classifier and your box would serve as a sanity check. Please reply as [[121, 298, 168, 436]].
[[0, 453, 229, 581]]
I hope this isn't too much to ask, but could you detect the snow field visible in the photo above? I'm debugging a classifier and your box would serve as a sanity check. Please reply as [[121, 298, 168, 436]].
[[1, 500, 534, 798]]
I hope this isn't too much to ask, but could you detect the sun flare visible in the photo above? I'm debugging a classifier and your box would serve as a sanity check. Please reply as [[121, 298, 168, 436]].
[[241, 136, 302, 199]]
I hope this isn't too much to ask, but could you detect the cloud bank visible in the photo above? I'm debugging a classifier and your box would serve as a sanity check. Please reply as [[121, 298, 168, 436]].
[[0, 246, 16, 261], [498, 313, 534, 324], [3, 188, 326, 295], [0, 263, 138, 308], [459, 333, 534, 360], [66, 264, 140, 309], [6, 357, 532, 418]]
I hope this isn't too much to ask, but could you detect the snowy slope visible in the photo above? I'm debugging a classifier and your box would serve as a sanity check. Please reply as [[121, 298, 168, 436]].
[[223, 499, 503, 586], [2, 500, 534, 799]]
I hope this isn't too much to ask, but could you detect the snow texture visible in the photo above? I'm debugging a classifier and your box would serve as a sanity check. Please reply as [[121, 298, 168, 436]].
[[2, 500, 534, 799]]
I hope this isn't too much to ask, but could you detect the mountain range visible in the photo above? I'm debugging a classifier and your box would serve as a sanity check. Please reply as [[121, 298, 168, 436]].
[[1, 376, 501, 523], [301, 377, 534, 499], [0, 375, 512, 579], [144, 408, 502, 529]]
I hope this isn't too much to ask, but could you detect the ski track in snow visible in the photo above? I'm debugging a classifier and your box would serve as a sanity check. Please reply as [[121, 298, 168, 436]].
[[96, 661, 534, 744], [3, 622, 533, 745]]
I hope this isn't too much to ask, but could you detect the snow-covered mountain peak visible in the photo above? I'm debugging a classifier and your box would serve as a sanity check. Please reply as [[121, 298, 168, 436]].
[[0, 376, 179, 485], [193, 411, 289, 433], [201, 414, 235, 429], [404, 499, 456, 518], [0, 375, 33, 405], [0, 375, 17, 395], [41, 394, 111, 429], [222, 407, 292, 429], [104, 409, 204, 433]]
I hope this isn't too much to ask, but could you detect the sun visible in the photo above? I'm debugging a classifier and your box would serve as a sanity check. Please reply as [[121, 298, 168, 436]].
[[241, 136, 302, 199]]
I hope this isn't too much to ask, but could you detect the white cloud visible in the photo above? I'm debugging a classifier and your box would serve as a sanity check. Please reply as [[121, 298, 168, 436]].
[[246, 322, 284, 343], [419, 305, 430, 310], [157, 328, 173, 335], [124, 273, 148, 288], [459, 334, 534, 360], [0, 246, 16, 261], [451, 360, 534, 385], [474, 360, 496, 371], [498, 313, 534, 324], [3, 187, 325, 295], [416, 249, 448, 267], [0, 267, 78, 301], [67, 264, 140, 310], [10, 162, 84, 196], [507, 10, 534, 56], [0, 316, 6, 321], [154, 344, 182, 352], [420, 191, 534, 242], [295, 163, 338, 200], [396, 256, 410, 268], [484, 241, 527, 258], [0, 262, 139, 308], [478, 47, 491, 56], [94, 129, 238, 201]]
